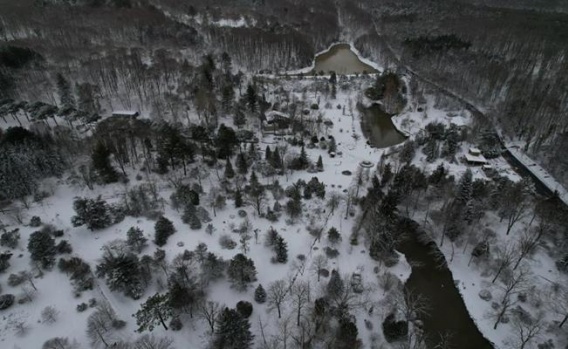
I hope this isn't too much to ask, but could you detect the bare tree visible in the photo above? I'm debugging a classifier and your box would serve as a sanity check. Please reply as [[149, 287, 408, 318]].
[[133, 334, 174, 349], [326, 192, 343, 215], [393, 289, 430, 322], [197, 301, 222, 333], [492, 244, 517, 284], [492, 268, 530, 329], [310, 254, 328, 282], [291, 281, 310, 326], [87, 309, 117, 348], [267, 279, 289, 319], [507, 312, 543, 349], [545, 282, 568, 328], [512, 224, 547, 270], [41, 306, 59, 324], [498, 181, 532, 236]]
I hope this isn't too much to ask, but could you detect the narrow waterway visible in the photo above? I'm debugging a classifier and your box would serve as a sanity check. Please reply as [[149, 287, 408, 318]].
[[396, 218, 494, 349]]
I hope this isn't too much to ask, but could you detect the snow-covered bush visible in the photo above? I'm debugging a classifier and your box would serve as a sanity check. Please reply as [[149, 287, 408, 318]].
[[219, 235, 237, 250]]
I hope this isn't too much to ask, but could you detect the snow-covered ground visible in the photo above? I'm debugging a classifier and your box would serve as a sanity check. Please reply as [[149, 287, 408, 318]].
[[1, 47, 566, 349]]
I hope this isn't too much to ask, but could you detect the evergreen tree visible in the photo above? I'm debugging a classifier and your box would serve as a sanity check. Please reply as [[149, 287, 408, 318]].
[[225, 159, 235, 179], [457, 169, 473, 204], [0, 229, 20, 249], [182, 204, 202, 230], [381, 163, 393, 187], [91, 140, 118, 183], [248, 143, 257, 161], [328, 137, 337, 154], [221, 84, 235, 112], [213, 308, 254, 349], [237, 153, 248, 175], [227, 253, 257, 291], [326, 269, 344, 300], [71, 196, 112, 231], [154, 217, 176, 247], [297, 145, 309, 169], [271, 148, 282, 169], [273, 236, 288, 264], [336, 319, 361, 349], [56, 73, 75, 109], [0, 252, 12, 273], [265, 146, 272, 163], [424, 138, 438, 162], [234, 105, 246, 128], [316, 155, 324, 172], [235, 189, 243, 208], [245, 84, 257, 113], [327, 227, 341, 245], [254, 284, 267, 304], [126, 227, 147, 253], [134, 292, 173, 332], [96, 252, 145, 299], [200, 252, 226, 284], [399, 140, 416, 164], [27, 230, 56, 269], [216, 124, 238, 159], [248, 171, 265, 216], [285, 189, 302, 219]]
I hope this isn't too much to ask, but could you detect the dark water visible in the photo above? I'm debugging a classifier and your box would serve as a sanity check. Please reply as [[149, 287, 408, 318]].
[[359, 103, 407, 148], [396, 219, 494, 349], [311, 43, 378, 75]]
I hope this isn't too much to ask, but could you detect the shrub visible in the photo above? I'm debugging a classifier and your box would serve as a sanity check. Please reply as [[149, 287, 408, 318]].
[[76, 303, 88, 312], [1, 228, 20, 249], [8, 273, 25, 287], [56, 240, 73, 254], [236, 301, 253, 318], [382, 314, 408, 343], [29, 216, 42, 227], [324, 247, 340, 259], [219, 235, 237, 250], [169, 317, 183, 331]]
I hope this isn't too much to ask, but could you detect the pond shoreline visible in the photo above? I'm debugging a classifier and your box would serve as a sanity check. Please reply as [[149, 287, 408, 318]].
[[284, 42, 382, 76]]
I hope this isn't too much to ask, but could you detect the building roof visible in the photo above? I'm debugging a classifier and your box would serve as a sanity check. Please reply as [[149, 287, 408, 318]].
[[465, 153, 488, 164], [112, 110, 139, 116]]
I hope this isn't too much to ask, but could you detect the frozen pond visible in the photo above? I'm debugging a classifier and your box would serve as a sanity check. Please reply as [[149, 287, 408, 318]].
[[311, 43, 378, 75]]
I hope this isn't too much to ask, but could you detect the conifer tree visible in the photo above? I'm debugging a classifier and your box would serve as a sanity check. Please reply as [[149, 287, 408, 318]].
[[227, 253, 257, 291], [213, 308, 254, 349], [457, 169, 473, 204], [28, 230, 56, 269], [273, 236, 288, 264], [234, 105, 246, 128], [254, 284, 267, 304], [317, 155, 324, 171], [134, 293, 173, 331], [96, 252, 145, 299], [56, 73, 75, 109], [248, 143, 257, 161], [154, 217, 176, 247], [248, 171, 265, 216], [265, 146, 272, 162], [326, 269, 344, 300], [126, 227, 147, 253], [225, 159, 235, 179], [235, 189, 243, 208], [71, 196, 112, 231], [237, 153, 248, 175], [327, 227, 341, 245], [91, 140, 118, 183], [245, 84, 257, 113], [271, 149, 282, 169]]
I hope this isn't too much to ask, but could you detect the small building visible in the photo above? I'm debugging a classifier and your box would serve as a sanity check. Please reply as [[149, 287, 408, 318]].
[[465, 147, 488, 165], [469, 147, 482, 156], [112, 110, 140, 118]]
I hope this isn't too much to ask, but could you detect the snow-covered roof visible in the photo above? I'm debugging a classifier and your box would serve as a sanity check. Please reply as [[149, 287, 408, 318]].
[[265, 111, 290, 121], [465, 153, 487, 164], [112, 110, 139, 116], [469, 147, 481, 154]]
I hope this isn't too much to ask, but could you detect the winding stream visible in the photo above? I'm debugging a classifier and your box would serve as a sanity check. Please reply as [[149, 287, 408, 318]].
[[396, 219, 494, 349]]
